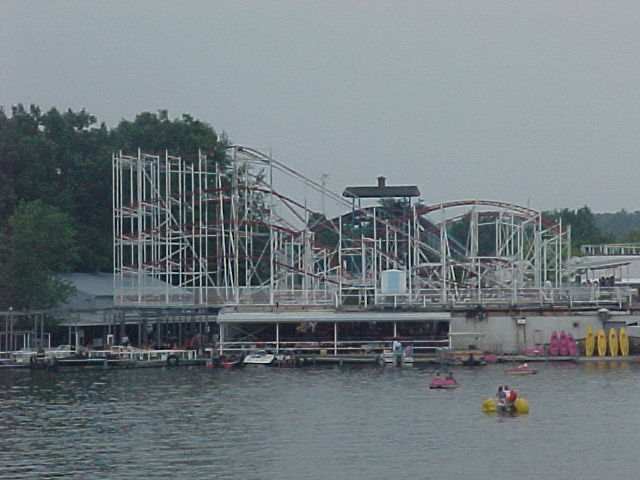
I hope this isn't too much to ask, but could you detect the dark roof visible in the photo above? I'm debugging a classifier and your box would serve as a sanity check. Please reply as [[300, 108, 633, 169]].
[[343, 185, 420, 199]]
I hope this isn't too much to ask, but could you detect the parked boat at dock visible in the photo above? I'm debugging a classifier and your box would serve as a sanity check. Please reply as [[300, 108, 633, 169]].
[[242, 350, 275, 366], [2, 346, 201, 369], [378, 349, 414, 366]]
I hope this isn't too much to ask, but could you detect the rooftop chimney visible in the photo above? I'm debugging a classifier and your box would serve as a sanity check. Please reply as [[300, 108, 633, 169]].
[[377, 176, 386, 188]]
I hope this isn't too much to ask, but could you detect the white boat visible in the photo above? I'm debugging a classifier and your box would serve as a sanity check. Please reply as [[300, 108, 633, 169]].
[[11, 346, 76, 365], [243, 350, 275, 365]]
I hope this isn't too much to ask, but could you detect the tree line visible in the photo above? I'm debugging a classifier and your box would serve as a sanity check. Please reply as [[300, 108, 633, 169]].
[[0, 105, 228, 310]]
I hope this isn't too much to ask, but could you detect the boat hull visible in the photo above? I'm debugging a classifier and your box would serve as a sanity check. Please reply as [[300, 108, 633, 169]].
[[429, 383, 459, 389], [430, 377, 458, 389], [243, 352, 275, 366], [505, 368, 537, 375]]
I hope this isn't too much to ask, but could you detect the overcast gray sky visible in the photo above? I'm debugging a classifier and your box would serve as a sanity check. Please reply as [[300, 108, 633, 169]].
[[2, 1, 640, 213]]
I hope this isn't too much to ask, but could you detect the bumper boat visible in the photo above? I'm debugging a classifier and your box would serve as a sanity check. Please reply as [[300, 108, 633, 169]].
[[505, 363, 537, 375], [482, 389, 529, 414], [430, 376, 459, 389]]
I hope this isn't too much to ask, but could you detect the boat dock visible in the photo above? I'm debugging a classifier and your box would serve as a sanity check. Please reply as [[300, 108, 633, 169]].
[[2, 345, 640, 370]]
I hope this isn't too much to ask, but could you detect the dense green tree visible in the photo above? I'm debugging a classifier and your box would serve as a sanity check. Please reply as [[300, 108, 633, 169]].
[[546, 206, 611, 255], [621, 229, 640, 243], [0, 105, 229, 275], [594, 209, 640, 240], [112, 110, 229, 163], [0, 200, 78, 309]]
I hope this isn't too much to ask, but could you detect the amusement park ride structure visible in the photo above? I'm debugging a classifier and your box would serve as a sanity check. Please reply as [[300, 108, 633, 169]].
[[113, 146, 585, 310]]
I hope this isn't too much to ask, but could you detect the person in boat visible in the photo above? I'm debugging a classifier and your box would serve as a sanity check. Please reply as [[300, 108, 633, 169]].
[[445, 371, 456, 383], [496, 385, 505, 402], [503, 385, 512, 406]]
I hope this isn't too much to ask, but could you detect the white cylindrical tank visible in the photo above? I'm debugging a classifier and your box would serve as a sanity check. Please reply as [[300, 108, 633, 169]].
[[380, 269, 407, 295]]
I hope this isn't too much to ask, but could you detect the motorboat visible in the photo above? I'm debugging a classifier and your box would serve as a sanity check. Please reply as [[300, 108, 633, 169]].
[[242, 350, 275, 366], [505, 363, 537, 375]]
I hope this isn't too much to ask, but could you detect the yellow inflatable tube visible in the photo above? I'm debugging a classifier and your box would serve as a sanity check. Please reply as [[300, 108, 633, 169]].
[[482, 397, 529, 414], [514, 397, 529, 414], [482, 398, 497, 413]]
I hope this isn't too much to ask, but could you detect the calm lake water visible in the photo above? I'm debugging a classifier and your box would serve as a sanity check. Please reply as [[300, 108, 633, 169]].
[[0, 362, 638, 479]]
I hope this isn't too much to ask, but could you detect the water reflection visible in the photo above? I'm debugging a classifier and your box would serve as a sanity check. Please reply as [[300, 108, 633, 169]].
[[0, 363, 638, 479]]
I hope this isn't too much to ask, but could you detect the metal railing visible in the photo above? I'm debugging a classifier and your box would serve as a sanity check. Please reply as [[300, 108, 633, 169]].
[[372, 286, 633, 309], [581, 243, 640, 256], [115, 285, 634, 310], [219, 338, 449, 356]]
